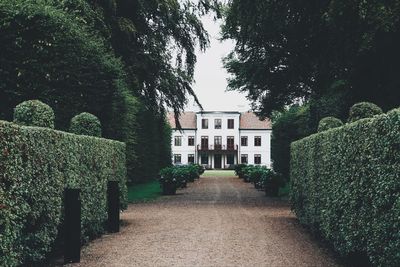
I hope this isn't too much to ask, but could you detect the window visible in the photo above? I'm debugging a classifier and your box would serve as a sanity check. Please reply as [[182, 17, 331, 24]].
[[214, 136, 222, 150], [201, 154, 208, 164], [241, 154, 248, 164], [202, 119, 208, 129], [254, 136, 262, 146], [188, 154, 195, 164], [188, 136, 195, 146], [227, 154, 234, 165], [214, 119, 222, 129], [227, 136, 234, 150], [241, 136, 248, 146], [174, 136, 182, 146], [254, 154, 261, 164], [201, 136, 209, 149], [228, 119, 234, 129], [174, 154, 182, 164]]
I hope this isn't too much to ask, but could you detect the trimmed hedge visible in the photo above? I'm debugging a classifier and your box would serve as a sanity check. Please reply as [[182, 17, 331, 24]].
[[290, 108, 400, 266], [348, 102, 383, 122], [13, 100, 55, 129], [317, 116, 343, 132], [0, 120, 127, 266], [70, 112, 102, 137]]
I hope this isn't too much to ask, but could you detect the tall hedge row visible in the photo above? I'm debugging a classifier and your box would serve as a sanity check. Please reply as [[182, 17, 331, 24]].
[[290, 108, 400, 266], [0, 120, 127, 266]]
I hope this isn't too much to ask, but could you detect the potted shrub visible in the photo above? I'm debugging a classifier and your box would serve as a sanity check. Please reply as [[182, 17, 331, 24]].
[[194, 164, 205, 177], [173, 167, 188, 188], [242, 165, 255, 183], [159, 167, 179, 195], [187, 165, 199, 182], [234, 164, 247, 178], [251, 166, 270, 189]]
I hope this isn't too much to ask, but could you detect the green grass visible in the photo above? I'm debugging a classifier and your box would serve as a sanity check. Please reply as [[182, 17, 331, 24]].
[[127, 180, 162, 203], [201, 170, 237, 177]]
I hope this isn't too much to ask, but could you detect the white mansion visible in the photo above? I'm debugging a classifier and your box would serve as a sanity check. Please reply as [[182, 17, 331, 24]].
[[168, 111, 272, 169]]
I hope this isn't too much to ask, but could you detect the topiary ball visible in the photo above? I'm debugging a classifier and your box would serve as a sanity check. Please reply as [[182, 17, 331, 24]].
[[70, 112, 102, 137], [348, 102, 383, 122], [13, 100, 55, 128], [318, 117, 343, 132]]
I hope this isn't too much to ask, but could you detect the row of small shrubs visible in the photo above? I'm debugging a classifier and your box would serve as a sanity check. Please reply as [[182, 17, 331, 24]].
[[290, 103, 399, 266], [0, 101, 128, 266], [159, 164, 205, 195], [235, 164, 284, 196]]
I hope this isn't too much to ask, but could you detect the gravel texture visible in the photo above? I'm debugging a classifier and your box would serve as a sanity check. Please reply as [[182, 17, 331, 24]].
[[68, 175, 341, 267]]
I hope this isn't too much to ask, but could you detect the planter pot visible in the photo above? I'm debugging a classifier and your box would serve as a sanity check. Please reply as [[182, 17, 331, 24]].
[[180, 180, 187, 188], [162, 183, 177, 195]]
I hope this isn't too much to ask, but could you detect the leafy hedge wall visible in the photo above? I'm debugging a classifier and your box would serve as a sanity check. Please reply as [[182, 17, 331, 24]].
[[0, 120, 127, 266], [290, 108, 400, 266]]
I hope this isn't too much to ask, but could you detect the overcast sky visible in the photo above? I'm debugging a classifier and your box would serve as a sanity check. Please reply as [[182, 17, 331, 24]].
[[185, 15, 251, 112]]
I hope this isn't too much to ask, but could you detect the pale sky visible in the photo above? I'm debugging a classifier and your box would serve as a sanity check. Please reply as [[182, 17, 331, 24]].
[[185, 15, 251, 112]]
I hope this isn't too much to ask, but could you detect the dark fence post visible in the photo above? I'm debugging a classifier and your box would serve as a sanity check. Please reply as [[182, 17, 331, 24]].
[[64, 188, 81, 264], [107, 181, 120, 233]]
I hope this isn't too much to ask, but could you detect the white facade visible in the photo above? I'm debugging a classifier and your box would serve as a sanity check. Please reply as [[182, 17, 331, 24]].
[[239, 130, 272, 166], [169, 111, 272, 169], [170, 129, 196, 165]]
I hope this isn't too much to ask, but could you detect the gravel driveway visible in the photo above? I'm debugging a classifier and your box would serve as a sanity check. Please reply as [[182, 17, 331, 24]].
[[69, 175, 341, 267]]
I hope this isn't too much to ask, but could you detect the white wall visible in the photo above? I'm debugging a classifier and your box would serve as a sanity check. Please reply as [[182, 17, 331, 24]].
[[171, 129, 196, 165], [239, 130, 272, 167], [195, 112, 240, 149]]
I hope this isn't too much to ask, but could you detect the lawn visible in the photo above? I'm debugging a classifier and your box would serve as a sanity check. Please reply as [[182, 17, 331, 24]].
[[127, 180, 162, 203], [201, 170, 237, 177]]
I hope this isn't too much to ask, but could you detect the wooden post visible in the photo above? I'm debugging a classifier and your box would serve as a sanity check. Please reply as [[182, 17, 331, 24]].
[[64, 188, 81, 263], [107, 181, 120, 233]]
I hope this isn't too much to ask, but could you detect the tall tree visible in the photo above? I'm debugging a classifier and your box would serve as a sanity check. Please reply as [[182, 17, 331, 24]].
[[222, 0, 400, 117]]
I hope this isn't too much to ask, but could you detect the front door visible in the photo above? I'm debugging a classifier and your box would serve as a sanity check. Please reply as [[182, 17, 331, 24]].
[[214, 154, 222, 169]]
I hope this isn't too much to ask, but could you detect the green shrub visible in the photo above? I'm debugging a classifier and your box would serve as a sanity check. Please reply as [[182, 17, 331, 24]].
[[263, 170, 285, 197], [159, 167, 179, 194], [70, 112, 102, 137], [194, 164, 205, 175], [234, 164, 247, 178], [173, 167, 190, 188], [0, 120, 127, 266], [348, 102, 383, 122], [249, 166, 268, 189], [271, 105, 313, 181], [187, 165, 200, 182], [290, 108, 400, 266], [317, 116, 343, 132], [13, 100, 55, 128], [242, 165, 255, 182]]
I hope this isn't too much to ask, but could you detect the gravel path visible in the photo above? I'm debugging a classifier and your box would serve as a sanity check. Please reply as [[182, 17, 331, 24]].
[[69, 175, 341, 267]]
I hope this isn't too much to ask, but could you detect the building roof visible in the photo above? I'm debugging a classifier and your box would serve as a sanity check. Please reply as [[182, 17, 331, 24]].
[[167, 112, 197, 129], [239, 112, 271, 130], [168, 111, 271, 130]]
